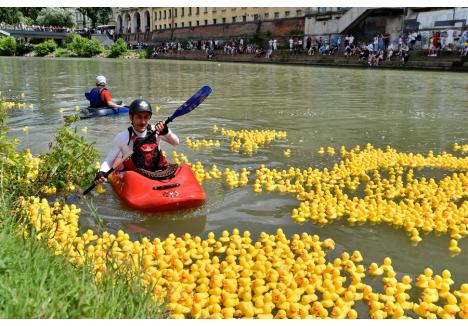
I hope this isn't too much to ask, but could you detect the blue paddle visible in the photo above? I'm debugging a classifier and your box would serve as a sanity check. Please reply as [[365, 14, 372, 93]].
[[82, 85, 212, 195]]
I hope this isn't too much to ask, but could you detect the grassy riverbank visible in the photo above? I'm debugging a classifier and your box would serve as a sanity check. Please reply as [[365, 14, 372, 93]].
[[0, 201, 164, 318]]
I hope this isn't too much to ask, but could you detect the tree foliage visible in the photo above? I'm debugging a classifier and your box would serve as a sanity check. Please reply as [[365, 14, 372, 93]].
[[36, 8, 75, 28], [19, 8, 43, 22], [78, 8, 112, 28], [0, 8, 23, 25]]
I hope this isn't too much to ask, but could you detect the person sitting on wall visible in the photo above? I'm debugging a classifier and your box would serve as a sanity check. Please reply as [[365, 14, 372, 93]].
[[207, 48, 215, 60]]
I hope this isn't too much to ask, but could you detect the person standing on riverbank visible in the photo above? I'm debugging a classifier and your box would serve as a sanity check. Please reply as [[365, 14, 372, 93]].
[[86, 75, 123, 109]]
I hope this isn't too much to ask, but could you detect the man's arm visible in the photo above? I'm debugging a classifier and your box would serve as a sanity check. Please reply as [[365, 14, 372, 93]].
[[101, 89, 122, 108]]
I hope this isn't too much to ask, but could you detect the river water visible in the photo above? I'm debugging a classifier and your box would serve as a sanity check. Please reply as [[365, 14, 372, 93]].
[[1, 57, 467, 285]]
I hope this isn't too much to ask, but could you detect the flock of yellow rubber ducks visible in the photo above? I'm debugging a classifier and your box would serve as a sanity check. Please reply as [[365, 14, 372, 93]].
[[4, 99, 467, 319], [181, 127, 467, 256], [15, 197, 468, 319]]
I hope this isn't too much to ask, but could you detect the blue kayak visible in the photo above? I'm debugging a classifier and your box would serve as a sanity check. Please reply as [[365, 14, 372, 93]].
[[79, 106, 129, 119]]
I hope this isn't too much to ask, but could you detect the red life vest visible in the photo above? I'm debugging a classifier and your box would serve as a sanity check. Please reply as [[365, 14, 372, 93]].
[[123, 126, 168, 171]]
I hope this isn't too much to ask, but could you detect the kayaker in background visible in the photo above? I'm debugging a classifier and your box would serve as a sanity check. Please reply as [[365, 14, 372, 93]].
[[85, 75, 123, 108], [93, 99, 179, 184]]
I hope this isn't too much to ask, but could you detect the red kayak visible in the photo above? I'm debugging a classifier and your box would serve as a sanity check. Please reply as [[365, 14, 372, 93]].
[[108, 163, 206, 212]]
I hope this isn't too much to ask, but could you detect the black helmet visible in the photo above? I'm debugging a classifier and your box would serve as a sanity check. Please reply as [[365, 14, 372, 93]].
[[129, 99, 152, 115]]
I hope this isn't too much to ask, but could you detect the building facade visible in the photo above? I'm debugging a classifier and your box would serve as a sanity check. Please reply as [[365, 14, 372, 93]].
[[114, 7, 310, 35]]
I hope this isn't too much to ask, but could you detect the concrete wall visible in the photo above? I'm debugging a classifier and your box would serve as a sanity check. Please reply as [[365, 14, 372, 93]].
[[416, 8, 467, 29], [304, 8, 367, 35]]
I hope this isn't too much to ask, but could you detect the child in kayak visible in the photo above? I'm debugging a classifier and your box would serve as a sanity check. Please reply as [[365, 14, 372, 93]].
[[93, 99, 179, 184], [85, 75, 124, 108]]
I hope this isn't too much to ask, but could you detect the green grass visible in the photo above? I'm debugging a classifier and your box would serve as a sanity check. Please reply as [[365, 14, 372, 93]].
[[0, 194, 166, 318]]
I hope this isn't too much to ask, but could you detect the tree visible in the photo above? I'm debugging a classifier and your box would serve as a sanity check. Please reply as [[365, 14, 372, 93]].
[[19, 8, 43, 22], [78, 8, 112, 28], [36, 8, 75, 28], [0, 8, 23, 25]]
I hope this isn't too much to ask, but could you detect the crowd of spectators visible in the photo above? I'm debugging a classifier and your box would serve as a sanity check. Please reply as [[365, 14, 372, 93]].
[[142, 27, 468, 64], [0, 22, 73, 33]]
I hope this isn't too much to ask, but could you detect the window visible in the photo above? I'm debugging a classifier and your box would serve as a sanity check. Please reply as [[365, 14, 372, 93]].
[[196, 7, 199, 15], [169, 23, 171, 28], [196, 20, 199, 26], [204, 19, 208, 25], [222, 17, 226, 23], [204, 7, 208, 13], [182, 8, 184, 17], [181, 22, 184, 27], [169, 10, 171, 18], [175, 23, 177, 28], [188, 7, 192, 16], [213, 8, 217, 13], [264, 13, 269, 19], [242, 15, 246, 22], [213, 18, 217, 24], [159, 11, 161, 20], [232, 17, 236, 23], [285, 11, 290, 17], [253, 14, 259, 21], [296, 10, 302, 16], [159, 25, 161, 29], [164, 24, 166, 29], [274, 12, 279, 18], [164, 10, 166, 19], [189, 21, 192, 27], [174, 8, 177, 17]]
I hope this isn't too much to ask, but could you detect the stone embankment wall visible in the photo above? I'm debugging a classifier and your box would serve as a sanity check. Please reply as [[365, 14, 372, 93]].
[[125, 18, 304, 44], [151, 50, 468, 72]]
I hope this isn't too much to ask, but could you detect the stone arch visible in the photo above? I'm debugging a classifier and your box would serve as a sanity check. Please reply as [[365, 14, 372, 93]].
[[123, 13, 131, 33], [143, 10, 151, 32], [117, 15, 123, 34], [133, 12, 141, 33]]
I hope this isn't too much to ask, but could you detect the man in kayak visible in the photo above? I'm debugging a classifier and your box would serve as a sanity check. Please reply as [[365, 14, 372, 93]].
[[93, 99, 179, 184], [85, 75, 124, 108]]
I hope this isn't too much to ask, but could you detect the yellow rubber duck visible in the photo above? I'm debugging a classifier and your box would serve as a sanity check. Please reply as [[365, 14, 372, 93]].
[[368, 262, 384, 276]]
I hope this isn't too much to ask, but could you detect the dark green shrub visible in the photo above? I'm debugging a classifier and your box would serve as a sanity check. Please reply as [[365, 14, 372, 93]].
[[15, 42, 34, 55], [109, 38, 127, 58], [0, 36, 17, 56], [34, 39, 57, 57]]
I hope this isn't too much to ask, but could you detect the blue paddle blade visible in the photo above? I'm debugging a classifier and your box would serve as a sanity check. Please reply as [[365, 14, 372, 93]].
[[166, 85, 212, 123]]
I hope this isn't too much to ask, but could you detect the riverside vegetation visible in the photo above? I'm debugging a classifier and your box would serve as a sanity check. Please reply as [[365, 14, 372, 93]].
[[0, 33, 128, 58], [1, 96, 467, 318]]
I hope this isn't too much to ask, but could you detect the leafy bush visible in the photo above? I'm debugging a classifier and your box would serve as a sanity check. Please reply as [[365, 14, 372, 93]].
[[108, 38, 127, 58], [0, 36, 17, 56], [0, 103, 99, 198], [34, 39, 57, 57], [66, 34, 104, 57]]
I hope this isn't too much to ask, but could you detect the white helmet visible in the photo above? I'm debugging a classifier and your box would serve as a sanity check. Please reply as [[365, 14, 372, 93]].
[[96, 75, 107, 85]]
